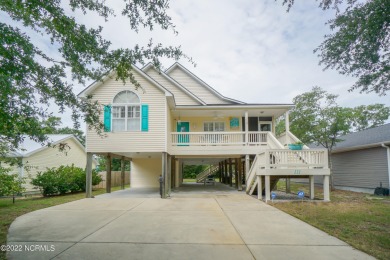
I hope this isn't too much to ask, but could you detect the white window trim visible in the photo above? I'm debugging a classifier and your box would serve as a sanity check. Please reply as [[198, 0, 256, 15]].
[[203, 121, 225, 132], [259, 121, 272, 132], [112, 91, 142, 132]]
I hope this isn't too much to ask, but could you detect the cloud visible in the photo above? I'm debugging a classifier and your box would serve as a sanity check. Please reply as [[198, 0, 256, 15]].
[[5, 1, 388, 129]]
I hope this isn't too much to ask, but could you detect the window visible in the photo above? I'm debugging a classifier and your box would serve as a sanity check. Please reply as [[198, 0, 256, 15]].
[[112, 91, 140, 131], [204, 122, 225, 132], [259, 121, 272, 132]]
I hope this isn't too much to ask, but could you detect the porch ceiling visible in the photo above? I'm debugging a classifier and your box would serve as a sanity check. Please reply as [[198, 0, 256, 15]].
[[172, 105, 292, 118]]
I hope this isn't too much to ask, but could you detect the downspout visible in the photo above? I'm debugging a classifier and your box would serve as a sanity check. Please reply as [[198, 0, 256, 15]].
[[381, 143, 390, 189]]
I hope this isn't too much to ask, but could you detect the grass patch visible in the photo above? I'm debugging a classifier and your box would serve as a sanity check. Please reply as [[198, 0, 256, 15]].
[[0, 186, 126, 260], [273, 180, 390, 260], [183, 178, 197, 183]]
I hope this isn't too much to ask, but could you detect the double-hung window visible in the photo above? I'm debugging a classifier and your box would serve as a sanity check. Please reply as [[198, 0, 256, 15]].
[[112, 91, 140, 131], [204, 122, 225, 132]]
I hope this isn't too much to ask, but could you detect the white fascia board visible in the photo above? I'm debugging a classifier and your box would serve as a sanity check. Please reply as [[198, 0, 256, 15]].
[[23, 135, 86, 157], [143, 63, 206, 105], [165, 62, 246, 104], [77, 64, 173, 98]]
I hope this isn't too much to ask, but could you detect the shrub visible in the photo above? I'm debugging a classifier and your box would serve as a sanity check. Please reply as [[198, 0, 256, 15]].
[[0, 167, 25, 203], [31, 165, 102, 196]]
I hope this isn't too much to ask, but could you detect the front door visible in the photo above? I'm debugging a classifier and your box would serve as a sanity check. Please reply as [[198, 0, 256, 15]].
[[259, 122, 272, 132], [177, 122, 190, 145]]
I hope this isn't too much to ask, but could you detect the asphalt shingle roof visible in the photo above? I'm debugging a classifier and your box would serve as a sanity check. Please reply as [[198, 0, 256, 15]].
[[333, 123, 390, 151]]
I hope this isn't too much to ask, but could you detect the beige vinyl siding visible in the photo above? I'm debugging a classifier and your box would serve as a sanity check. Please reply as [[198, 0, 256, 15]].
[[167, 106, 173, 148], [168, 67, 232, 105], [22, 138, 87, 191], [315, 147, 389, 189], [131, 157, 162, 188], [145, 68, 199, 105], [86, 70, 166, 153]]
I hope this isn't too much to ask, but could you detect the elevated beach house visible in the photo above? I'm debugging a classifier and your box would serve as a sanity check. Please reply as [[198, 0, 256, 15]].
[[78, 63, 330, 202]]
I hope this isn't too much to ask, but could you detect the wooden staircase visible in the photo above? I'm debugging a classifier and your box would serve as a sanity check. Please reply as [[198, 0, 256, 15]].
[[196, 164, 219, 183]]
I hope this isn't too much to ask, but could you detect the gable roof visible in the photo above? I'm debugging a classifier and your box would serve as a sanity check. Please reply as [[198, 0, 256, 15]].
[[9, 134, 85, 158], [142, 63, 206, 105], [165, 62, 246, 105], [77, 64, 174, 99], [332, 124, 390, 152]]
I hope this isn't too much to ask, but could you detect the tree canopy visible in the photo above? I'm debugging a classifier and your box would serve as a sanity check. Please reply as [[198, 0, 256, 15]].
[[282, 0, 390, 95], [277, 86, 390, 151], [0, 0, 184, 157], [42, 116, 86, 145]]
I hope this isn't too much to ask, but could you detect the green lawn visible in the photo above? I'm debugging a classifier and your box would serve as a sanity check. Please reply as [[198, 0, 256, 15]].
[[0, 186, 126, 260], [273, 180, 390, 260]]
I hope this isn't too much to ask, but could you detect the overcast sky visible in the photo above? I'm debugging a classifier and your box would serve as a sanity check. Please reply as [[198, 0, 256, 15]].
[[5, 1, 390, 128], [77, 0, 388, 105]]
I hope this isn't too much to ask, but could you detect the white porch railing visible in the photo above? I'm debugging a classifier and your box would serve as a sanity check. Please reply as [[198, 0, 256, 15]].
[[266, 149, 328, 168], [277, 131, 310, 149], [171, 131, 269, 146]]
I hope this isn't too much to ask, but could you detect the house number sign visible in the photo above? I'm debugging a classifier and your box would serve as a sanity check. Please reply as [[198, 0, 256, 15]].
[[293, 169, 301, 175]]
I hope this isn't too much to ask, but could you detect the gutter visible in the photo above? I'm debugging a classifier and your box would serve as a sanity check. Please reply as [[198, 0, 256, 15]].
[[381, 143, 390, 189]]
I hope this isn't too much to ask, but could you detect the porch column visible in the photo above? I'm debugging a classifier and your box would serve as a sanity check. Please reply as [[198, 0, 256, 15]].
[[234, 158, 239, 189], [285, 111, 290, 144], [257, 175, 262, 200], [309, 176, 315, 199], [161, 152, 168, 198], [106, 153, 111, 193], [238, 158, 243, 191], [245, 111, 249, 145], [167, 154, 172, 195], [170, 156, 175, 189], [224, 160, 228, 184], [265, 175, 271, 203], [175, 159, 180, 188], [120, 156, 125, 190], [323, 175, 330, 201], [86, 152, 93, 198], [286, 177, 291, 193], [219, 162, 222, 183], [229, 158, 233, 187], [180, 161, 184, 185], [245, 155, 250, 185]]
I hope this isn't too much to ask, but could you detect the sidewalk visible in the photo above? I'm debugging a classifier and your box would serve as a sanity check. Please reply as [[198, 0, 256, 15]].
[[7, 192, 374, 259]]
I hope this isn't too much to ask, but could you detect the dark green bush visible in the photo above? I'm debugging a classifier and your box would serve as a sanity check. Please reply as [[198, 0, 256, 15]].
[[31, 165, 102, 196]]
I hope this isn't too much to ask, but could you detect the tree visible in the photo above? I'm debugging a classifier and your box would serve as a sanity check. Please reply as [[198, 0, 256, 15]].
[[282, 0, 390, 95], [278, 86, 390, 188], [351, 104, 390, 131], [0, 1, 186, 158], [183, 165, 208, 179], [96, 156, 130, 172], [42, 116, 86, 145], [0, 167, 25, 203]]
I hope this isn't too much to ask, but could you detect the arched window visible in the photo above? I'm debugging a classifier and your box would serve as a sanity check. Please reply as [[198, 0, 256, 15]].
[[112, 91, 140, 131]]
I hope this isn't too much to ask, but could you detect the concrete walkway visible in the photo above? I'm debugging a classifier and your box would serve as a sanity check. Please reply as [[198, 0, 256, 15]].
[[8, 190, 373, 259]]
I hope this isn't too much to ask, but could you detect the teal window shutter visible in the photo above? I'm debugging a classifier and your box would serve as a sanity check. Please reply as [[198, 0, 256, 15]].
[[141, 104, 149, 132], [103, 105, 111, 132]]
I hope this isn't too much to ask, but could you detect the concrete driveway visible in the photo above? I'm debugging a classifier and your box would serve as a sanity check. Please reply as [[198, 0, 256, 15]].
[[7, 190, 373, 260]]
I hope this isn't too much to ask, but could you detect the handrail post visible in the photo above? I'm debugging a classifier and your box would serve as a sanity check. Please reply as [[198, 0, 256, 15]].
[[245, 111, 248, 145]]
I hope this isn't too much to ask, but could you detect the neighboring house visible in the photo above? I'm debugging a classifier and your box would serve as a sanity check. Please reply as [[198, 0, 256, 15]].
[[78, 62, 331, 201], [5, 134, 89, 192], [325, 124, 390, 193]]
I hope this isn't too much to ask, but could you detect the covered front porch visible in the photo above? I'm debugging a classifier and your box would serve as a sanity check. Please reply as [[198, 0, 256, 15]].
[[169, 104, 292, 155]]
